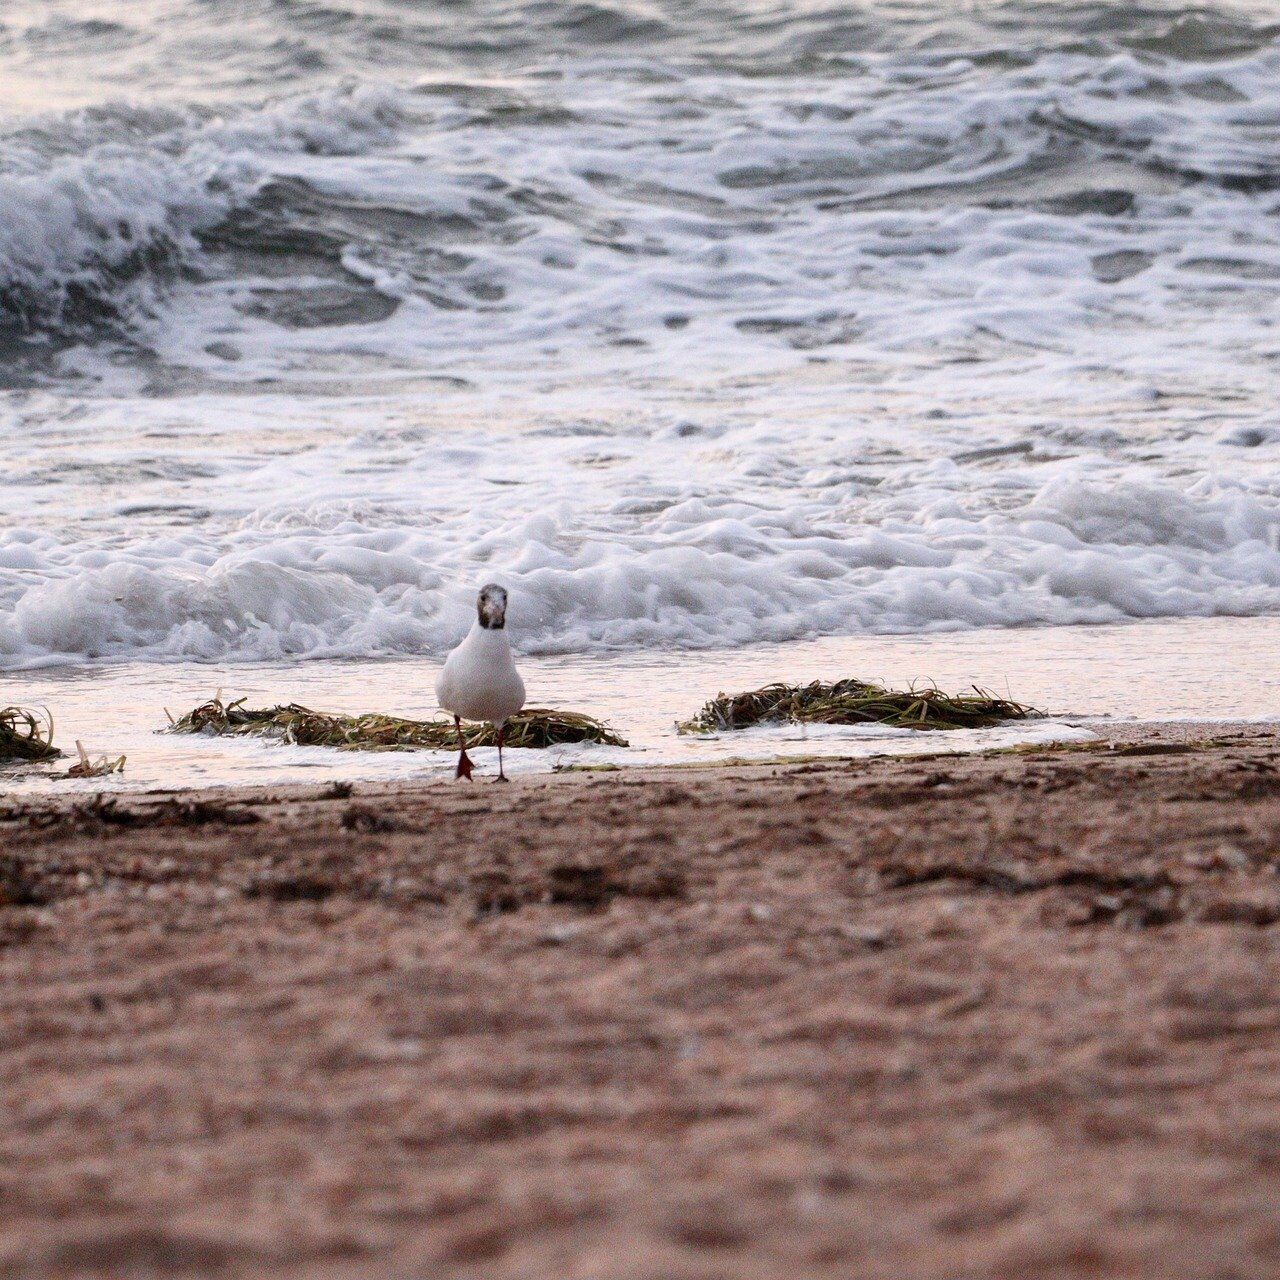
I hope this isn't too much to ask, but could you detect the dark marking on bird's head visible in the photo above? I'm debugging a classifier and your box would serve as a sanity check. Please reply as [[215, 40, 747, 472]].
[[477, 583, 508, 630]]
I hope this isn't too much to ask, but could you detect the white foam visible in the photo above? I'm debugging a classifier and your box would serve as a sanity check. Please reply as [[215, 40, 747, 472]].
[[4, 430, 1280, 665]]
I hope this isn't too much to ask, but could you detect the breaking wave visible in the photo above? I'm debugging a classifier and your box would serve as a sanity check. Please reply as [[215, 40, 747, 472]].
[[4, 471, 1280, 666], [0, 85, 411, 336]]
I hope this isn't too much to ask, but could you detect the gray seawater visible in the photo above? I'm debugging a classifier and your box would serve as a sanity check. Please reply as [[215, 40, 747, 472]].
[[4, 0, 1279, 355], [2, 0, 1280, 668]]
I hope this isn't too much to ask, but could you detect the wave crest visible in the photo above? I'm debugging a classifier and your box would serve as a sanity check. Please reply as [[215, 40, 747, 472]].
[[0, 85, 413, 335]]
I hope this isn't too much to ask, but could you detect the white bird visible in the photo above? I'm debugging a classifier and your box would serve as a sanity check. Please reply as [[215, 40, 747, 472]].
[[434, 583, 526, 782]]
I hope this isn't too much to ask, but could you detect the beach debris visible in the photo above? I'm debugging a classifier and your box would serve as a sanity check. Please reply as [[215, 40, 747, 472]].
[[340, 804, 398, 833], [546, 863, 611, 909], [244, 870, 339, 904], [168, 695, 628, 750], [678, 678, 1034, 734], [0, 854, 45, 907], [63, 795, 256, 829], [0, 706, 61, 762], [66, 741, 126, 778]]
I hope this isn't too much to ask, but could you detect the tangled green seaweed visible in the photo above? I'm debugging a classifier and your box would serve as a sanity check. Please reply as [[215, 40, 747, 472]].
[[168, 696, 628, 750], [678, 679, 1034, 734]]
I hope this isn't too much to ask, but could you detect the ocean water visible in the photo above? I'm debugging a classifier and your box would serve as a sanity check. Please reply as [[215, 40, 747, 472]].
[[2, 1, 1280, 672], [8, 616, 1280, 793]]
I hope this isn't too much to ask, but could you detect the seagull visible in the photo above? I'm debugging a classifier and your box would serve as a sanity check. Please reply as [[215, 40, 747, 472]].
[[434, 583, 526, 782]]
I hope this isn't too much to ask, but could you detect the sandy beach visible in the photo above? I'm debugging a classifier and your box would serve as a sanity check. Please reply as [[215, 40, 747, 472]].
[[6, 1, 1280, 1275], [5, 726, 1280, 1278]]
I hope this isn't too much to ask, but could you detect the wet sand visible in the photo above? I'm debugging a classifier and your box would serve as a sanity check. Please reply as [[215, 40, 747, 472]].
[[5, 725, 1280, 1278]]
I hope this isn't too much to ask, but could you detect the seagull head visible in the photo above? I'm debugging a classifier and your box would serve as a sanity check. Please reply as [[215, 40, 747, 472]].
[[476, 583, 508, 630]]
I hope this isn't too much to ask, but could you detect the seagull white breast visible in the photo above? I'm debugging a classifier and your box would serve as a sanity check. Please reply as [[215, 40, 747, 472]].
[[435, 622, 526, 727]]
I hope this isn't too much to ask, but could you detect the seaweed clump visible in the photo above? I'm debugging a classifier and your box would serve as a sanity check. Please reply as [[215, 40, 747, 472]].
[[169, 696, 628, 750], [0, 707, 61, 762], [678, 679, 1034, 734], [67, 742, 126, 778]]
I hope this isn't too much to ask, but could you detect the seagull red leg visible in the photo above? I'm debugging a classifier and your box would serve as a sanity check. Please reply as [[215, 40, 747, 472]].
[[454, 715, 474, 781], [495, 724, 508, 783]]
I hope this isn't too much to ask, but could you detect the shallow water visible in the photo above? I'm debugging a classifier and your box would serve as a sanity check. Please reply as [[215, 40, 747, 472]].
[[4, 615, 1276, 793], [3, 2, 1280, 667]]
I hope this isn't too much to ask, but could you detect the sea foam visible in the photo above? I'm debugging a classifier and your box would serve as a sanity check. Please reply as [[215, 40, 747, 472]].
[[3, 458, 1280, 666], [3, 15, 1280, 666]]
